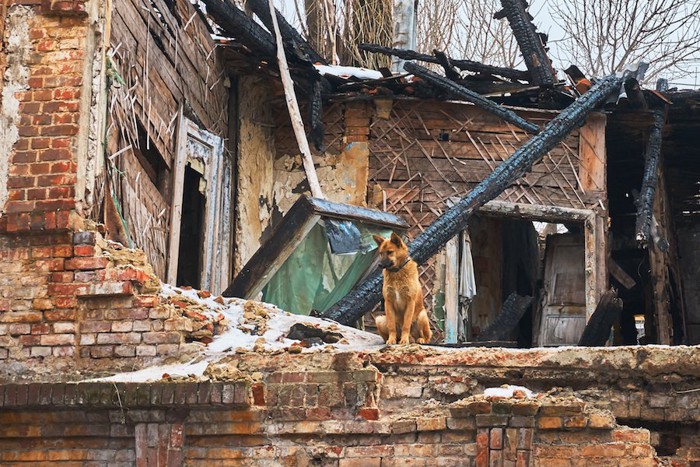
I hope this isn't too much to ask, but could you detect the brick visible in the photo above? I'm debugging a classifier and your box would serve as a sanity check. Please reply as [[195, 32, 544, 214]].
[[416, 416, 446, 431], [73, 245, 95, 256], [136, 345, 157, 356], [77, 281, 133, 297], [358, 407, 379, 421], [537, 416, 563, 429], [40, 333, 74, 346], [30, 346, 52, 357], [73, 231, 96, 245], [31, 298, 54, 310], [476, 414, 509, 427], [446, 417, 475, 431], [143, 332, 181, 345], [391, 419, 417, 434], [9, 324, 31, 336], [64, 256, 109, 270], [588, 411, 616, 429], [563, 415, 588, 429], [613, 428, 650, 443], [134, 295, 160, 308], [490, 427, 503, 449]]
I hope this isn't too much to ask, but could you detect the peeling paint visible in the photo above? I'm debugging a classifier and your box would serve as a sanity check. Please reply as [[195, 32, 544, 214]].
[[235, 76, 276, 273], [78, 0, 110, 216], [0, 6, 33, 216]]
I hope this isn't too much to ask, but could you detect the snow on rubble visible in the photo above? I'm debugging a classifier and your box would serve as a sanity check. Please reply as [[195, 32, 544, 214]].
[[91, 284, 383, 383]]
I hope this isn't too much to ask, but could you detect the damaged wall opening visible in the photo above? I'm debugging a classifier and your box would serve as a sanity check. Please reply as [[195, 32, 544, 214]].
[[176, 164, 206, 288]]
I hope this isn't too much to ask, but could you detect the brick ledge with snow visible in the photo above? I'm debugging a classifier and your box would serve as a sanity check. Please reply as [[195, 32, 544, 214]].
[[91, 284, 384, 383]]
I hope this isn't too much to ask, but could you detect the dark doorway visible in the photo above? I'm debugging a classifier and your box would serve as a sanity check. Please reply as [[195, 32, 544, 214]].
[[176, 165, 206, 288]]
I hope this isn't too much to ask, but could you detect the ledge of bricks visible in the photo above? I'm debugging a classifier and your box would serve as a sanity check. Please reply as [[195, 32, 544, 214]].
[[0, 381, 251, 408]]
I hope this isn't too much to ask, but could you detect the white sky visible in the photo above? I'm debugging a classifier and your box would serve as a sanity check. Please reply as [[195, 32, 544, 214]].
[[273, 0, 700, 88]]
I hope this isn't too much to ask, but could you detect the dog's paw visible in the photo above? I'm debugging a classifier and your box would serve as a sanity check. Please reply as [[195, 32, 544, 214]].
[[416, 338, 426, 344], [399, 336, 410, 345], [386, 336, 397, 345]]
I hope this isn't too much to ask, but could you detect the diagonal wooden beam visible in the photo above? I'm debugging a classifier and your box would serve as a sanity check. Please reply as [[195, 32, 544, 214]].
[[404, 62, 540, 134], [322, 73, 624, 325]]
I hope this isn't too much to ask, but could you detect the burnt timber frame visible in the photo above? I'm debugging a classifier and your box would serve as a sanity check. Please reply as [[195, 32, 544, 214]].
[[322, 74, 623, 326], [200, 0, 277, 58], [358, 43, 531, 82], [496, 0, 555, 87], [404, 62, 540, 134], [222, 195, 408, 300], [635, 108, 666, 245], [245, 0, 327, 65]]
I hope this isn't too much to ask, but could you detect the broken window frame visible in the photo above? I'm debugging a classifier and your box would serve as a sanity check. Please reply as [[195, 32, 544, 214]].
[[223, 195, 409, 313], [167, 109, 232, 293], [435, 200, 607, 346]]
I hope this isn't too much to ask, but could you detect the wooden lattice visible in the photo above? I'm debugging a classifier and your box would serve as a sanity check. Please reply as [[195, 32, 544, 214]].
[[368, 100, 593, 306]]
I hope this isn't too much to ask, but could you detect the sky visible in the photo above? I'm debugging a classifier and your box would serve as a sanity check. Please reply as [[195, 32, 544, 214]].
[[272, 0, 700, 89]]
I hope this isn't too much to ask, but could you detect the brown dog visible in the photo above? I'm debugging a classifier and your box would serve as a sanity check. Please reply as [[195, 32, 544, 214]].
[[372, 233, 432, 345]]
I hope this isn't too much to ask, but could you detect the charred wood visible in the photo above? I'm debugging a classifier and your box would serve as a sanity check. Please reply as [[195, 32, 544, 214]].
[[201, 0, 277, 57], [635, 108, 666, 245], [578, 289, 623, 346], [309, 77, 325, 151], [322, 73, 623, 325], [496, 0, 555, 87], [359, 43, 531, 82], [245, 0, 327, 64], [433, 50, 461, 81], [475, 293, 532, 342], [404, 62, 540, 134]]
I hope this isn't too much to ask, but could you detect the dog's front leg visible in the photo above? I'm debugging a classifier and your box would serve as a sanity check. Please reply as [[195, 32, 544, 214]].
[[385, 300, 397, 345], [399, 298, 416, 345]]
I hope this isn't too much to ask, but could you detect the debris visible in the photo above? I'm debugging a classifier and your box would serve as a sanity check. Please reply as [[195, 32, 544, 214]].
[[286, 322, 344, 344]]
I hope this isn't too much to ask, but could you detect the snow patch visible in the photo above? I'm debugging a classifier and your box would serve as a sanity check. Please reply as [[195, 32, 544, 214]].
[[314, 64, 383, 80], [484, 385, 537, 399], [91, 285, 383, 383]]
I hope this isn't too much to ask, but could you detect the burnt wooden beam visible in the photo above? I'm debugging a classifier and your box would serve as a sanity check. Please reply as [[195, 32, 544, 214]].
[[475, 293, 533, 342], [309, 77, 324, 151], [495, 0, 555, 87], [433, 50, 461, 81], [358, 43, 531, 82], [201, 0, 276, 57], [635, 108, 666, 245], [578, 289, 623, 346], [322, 73, 623, 325], [245, 0, 327, 64], [404, 62, 540, 134]]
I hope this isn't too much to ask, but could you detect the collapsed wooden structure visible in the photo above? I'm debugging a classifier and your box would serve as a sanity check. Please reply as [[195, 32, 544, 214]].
[[95, 0, 700, 346]]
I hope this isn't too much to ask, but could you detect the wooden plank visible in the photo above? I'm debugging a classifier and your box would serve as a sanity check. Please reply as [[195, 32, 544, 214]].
[[578, 112, 607, 192], [444, 237, 460, 344], [166, 107, 189, 285], [479, 200, 592, 222], [609, 258, 636, 290]]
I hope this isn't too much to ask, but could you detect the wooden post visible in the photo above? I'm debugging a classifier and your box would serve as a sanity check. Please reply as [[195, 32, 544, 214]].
[[444, 237, 460, 344], [166, 106, 189, 285], [268, 0, 324, 199]]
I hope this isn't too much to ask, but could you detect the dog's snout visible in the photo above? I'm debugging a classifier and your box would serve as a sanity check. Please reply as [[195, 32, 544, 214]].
[[379, 259, 393, 268]]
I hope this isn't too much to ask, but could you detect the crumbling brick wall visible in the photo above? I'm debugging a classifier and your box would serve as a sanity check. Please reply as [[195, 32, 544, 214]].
[[2, 352, 694, 466], [0, 225, 215, 378]]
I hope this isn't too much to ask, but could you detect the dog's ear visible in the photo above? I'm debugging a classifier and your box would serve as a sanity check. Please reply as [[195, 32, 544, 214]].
[[372, 234, 386, 247], [390, 232, 404, 247]]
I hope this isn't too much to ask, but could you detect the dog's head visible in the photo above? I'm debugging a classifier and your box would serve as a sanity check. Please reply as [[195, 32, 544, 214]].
[[372, 232, 409, 270]]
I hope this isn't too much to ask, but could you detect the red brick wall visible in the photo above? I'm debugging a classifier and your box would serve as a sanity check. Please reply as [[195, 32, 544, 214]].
[[0, 374, 683, 467], [1, 1, 88, 230]]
